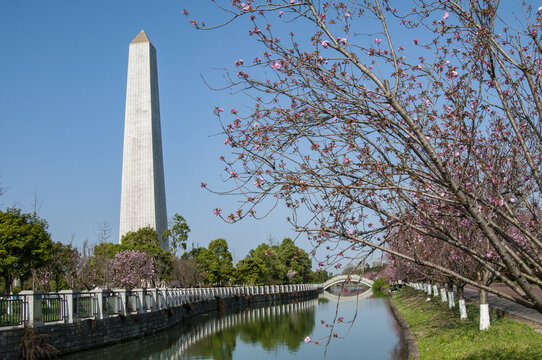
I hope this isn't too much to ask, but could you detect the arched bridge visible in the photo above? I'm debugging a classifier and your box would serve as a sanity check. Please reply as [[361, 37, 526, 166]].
[[321, 274, 374, 290]]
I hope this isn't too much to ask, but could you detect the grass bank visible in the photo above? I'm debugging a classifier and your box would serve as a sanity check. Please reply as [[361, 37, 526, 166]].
[[392, 286, 542, 360]]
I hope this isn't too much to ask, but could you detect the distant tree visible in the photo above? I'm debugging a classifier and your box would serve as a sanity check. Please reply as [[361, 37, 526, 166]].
[[35, 242, 79, 292], [107, 250, 155, 289], [96, 221, 112, 243], [308, 269, 332, 284], [235, 257, 268, 285], [120, 227, 174, 285], [0, 208, 53, 293], [286, 269, 297, 284], [181, 246, 206, 260], [163, 213, 190, 257], [196, 238, 234, 285], [249, 243, 287, 284], [243, 239, 312, 284], [278, 238, 311, 283], [93, 242, 123, 259], [172, 258, 203, 287]]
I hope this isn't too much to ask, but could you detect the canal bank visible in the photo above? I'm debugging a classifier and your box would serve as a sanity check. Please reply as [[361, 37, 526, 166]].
[[1, 287, 318, 360], [391, 286, 542, 360]]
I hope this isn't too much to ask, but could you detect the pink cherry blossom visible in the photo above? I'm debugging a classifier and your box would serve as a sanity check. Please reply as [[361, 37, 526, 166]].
[[304, 336, 311, 343], [321, 40, 330, 48], [200, 182, 207, 188], [443, 12, 449, 20], [271, 62, 282, 70], [213, 208, 222, 216]]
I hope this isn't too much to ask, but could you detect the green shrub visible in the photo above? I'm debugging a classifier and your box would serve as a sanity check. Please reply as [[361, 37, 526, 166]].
[[372, 278, 389, 297]]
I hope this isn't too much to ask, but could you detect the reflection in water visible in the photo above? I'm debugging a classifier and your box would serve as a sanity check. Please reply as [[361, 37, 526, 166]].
[[63, 294, 406, 360], [180, 300, 317, 360]]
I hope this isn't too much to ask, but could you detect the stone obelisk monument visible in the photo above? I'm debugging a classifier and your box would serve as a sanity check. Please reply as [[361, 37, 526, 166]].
[[119, 30, 168, 250]]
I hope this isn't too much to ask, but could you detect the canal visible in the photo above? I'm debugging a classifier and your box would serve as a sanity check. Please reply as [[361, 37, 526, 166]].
[[63, 288, 406, 359]]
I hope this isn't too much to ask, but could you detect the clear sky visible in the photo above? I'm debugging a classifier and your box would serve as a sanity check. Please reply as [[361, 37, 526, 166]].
[[3, 1, 530, 268], [0, 1, 301, 263]]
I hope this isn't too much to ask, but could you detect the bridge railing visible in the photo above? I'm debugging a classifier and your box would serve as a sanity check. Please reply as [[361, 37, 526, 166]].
[[0, 284, 319, 329], [321, 275, 374, 290]]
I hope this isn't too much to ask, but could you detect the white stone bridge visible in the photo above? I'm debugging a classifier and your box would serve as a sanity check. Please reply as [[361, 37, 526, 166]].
[[320, 274, 374, 290]]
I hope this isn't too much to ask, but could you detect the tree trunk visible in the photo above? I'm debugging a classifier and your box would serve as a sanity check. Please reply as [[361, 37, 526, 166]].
[[447, 282, 455, 309], [3, 274, 12, 294], [479, 288, 490, 331], [458, 285, 467, 320], [440, 284, 448, 303]]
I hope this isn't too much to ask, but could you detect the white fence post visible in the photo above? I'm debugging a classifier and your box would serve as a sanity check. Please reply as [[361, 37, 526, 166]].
[[114, 289, 128, 316], [20, 290, 43, 327], [59, 290, 79, 323], [133, 289, 145, 313]]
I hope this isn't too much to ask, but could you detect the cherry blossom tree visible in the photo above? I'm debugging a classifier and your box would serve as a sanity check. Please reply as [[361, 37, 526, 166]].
[[189, 0, 542, 313], [108, 250, 155, 289]]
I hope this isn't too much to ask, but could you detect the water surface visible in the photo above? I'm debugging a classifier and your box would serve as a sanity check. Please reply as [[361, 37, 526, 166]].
[[63, 291, 406, 360]]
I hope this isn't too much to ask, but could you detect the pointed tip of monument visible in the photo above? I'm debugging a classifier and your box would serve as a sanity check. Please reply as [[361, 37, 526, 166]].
[[131, 30, 150, 44]]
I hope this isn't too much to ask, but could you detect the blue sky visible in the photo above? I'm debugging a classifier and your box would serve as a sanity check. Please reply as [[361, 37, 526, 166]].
[[0, 1, 299, 262], [2, 1, 533, 268]]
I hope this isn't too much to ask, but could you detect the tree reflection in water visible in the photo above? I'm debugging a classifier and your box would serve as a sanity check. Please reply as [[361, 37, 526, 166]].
[[62, 294, 406, 360], [183, 300, 316, 359]]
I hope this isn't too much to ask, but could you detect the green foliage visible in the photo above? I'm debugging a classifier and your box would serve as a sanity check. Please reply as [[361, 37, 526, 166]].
[[248, 243, 286, 284], [163, 213, 190, 256], [181, 246, 205, 260], [235, 257, 268, 285], [308, 269, 332, 283], [0, 208, 53, 293], [372, 277, 389, 297], [196, 238, 234, 285], [278, 238, 311, 283], [120, 227, 174, 284], [41, 242, 79, 292], [243, 238, 311, 285], [93, 242, 123, 259], [393, 287, 542, 360]]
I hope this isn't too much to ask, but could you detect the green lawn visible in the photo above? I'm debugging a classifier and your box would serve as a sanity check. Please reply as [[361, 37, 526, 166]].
[[392, 287, 542, 360]]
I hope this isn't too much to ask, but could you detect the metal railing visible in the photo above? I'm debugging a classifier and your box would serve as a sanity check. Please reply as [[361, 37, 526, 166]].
[[0, 284, 319, 328], [104, 291, 119, 316], [126, 292, 138, 313], [0, 296, 25, 326], [75, 293, 95, 319], [42, 295, 65, 323], [144, 290, 153, 311]]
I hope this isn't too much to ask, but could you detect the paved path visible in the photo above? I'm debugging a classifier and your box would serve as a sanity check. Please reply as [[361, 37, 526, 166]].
[[462, 287, 542, 325]]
